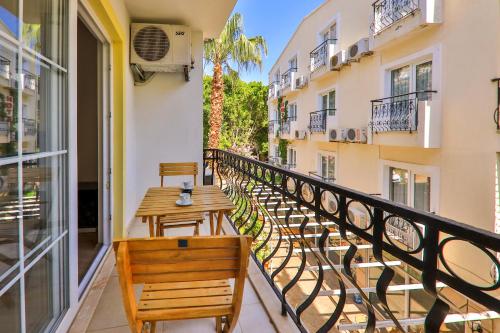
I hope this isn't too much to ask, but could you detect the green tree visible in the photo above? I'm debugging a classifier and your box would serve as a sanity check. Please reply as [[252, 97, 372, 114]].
[[203, 75, 268, 158], [204, 13, 267, 149]]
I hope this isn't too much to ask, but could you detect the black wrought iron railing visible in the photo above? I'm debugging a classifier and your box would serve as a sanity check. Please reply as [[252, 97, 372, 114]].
[[493, 78, 500, 130], [282, 67, 297, 89], [310, 39, 336, 72], [309, 171, 335, 183], [371, 0, 419, 34], [370, 90, 436, 133], [203, 149, 500, 333], [309, 109, 334, 133]]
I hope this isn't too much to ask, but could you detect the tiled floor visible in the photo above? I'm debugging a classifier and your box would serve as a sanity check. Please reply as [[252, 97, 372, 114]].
[[85, 217, 277, 333]]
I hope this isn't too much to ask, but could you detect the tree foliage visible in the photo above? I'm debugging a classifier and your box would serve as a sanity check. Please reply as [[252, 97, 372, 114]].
[[204, 13, 267, 149], [203, 75, 268, 159]]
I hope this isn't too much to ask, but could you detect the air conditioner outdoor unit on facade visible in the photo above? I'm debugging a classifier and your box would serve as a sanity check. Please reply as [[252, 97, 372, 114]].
[[295, 130, 307, 140], [355, 127, 368, 143], [348, 38, 372, 62], [329, 128, 346, 142], [330, 50, 347, 71], [346, 128, 357, 142], [130, 23, 191, 72], [295, 75, 307, 89]]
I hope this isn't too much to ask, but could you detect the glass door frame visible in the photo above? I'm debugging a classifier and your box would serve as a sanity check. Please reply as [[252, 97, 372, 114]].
[[76, 3, 113, 297]]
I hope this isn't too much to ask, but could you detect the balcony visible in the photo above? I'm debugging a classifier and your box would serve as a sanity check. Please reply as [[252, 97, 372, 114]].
[[268, 120, 278, 137], [309, 39, 336, 80], [203, 149, 500, 333], [280, 67, 297, 95], [268, 81, 280, 100], [370, 0, 443, 49], [309, 109, 335, 134], [370, 90, 441, 148], [279, 116, 296, 139]]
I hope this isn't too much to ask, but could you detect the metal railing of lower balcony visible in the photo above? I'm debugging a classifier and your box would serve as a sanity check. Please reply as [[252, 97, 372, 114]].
[[309, 39, 336, 72], [370, 90, 436, 133], [371, 0, 420, 35], [281, 67, 297, 89], [309, 109, 334, 133], [308, 171, 335, 183], [203, 149, 500, 333]]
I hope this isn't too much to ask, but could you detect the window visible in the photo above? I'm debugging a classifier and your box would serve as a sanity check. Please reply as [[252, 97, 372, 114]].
[[318, 152, 335, 182], [0, 1, 69, 332], [274, 69, 280, 83], [321, 90, 336, 115], [288, 56, 297, 71], [287, 103, 297, 120], [288, 148, 297, 167], [388, 167, 432, 212], [389, 61, 432, 100], [322, 23, 337, 42]]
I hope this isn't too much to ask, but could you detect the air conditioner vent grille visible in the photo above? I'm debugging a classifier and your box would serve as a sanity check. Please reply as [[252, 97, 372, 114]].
[[349, 44, 358, 58], [133, 26, 170, 62]]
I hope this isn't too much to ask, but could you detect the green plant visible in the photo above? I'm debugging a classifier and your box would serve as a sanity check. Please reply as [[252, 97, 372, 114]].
[[278, 138, 288, 162]]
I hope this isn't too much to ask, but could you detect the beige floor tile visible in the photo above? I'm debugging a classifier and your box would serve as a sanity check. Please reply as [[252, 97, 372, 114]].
[[238, 303, 277, 333], [87, 325, 131, 333]]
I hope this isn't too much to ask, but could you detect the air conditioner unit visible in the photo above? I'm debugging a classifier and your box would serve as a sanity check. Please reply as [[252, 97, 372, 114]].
[[295, 130, 307, 140], [355, 127, 368, 143], [330, 50, 347, 71], [329, 128, 346, 142], [346, 128, 357, 142], [130, 23, 191, 72], [348, 38, 372, 62], [295, 75, 307, 89], [348, 206, 369, 229]]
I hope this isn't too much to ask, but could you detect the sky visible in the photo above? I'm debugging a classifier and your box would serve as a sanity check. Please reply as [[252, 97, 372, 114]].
[[204, 0, 325, 84]]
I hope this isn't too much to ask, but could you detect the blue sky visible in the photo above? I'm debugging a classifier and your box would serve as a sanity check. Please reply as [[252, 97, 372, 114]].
[[204, 0, 325, 84]]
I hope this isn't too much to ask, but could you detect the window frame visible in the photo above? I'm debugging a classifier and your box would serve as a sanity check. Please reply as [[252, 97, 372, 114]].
[[317, 150, 337, 182], [380, 160, 439, 213]]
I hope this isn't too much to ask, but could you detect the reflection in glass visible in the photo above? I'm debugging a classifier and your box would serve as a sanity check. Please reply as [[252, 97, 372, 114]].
[[23, 0, 67, 66], [0, 0, 19, 38], [0, 40, 18, 157], [389, 167, 408, 205], [22, 55, 66, 154], [0, 281, 21, 332], [414, 174, 431, 212], [25, 239, 67, 333], [23, 156, 66, 264], [0, 163, 19, 280]]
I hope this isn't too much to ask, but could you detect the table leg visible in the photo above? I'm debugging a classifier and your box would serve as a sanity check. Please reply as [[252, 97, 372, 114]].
[[148, 216, 155, 237], [216, 210, 224, 235], [209, 212, 215, 235]]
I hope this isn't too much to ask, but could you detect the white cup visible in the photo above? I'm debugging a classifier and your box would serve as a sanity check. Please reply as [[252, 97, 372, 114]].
[[180, 193, 190, 203], [183, 181, 193, 189]]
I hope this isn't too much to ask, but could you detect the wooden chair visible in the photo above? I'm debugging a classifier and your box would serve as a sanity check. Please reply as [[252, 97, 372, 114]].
[[156, 162, 203, 236], [114, 235, 252, 333]]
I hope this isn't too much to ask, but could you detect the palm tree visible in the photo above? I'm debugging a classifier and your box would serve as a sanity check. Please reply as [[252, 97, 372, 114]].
[[204, 13, 267, 149]]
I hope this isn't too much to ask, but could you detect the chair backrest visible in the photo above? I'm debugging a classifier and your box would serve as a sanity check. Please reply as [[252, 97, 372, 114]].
[[159, 162, 198, 187], [114, 235, 252, 332]]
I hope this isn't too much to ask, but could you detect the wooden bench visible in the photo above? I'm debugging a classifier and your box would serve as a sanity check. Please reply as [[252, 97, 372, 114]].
[[114, 235, 252, 333]]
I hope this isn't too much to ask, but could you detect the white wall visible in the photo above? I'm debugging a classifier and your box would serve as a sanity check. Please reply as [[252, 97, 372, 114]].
[[131, 31, 204, 226]]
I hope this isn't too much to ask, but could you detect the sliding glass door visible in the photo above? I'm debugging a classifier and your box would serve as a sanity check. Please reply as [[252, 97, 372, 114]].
[[0, 0, 68, 332]]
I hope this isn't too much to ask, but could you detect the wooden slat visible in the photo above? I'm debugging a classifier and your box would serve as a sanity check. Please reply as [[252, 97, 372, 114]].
[[136, 305, 232, 321], [125, 236, 240, 251], [132, 270, 237, 284], [131, 259, 239, 274], [141, 286, 232, 300], [130, 248, 240, 263], [139, 295, 232, 310], [144, 280, 229, 291]]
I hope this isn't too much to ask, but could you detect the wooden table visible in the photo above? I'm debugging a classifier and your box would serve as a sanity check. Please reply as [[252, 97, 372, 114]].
[[135, 186, 235, 236]]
